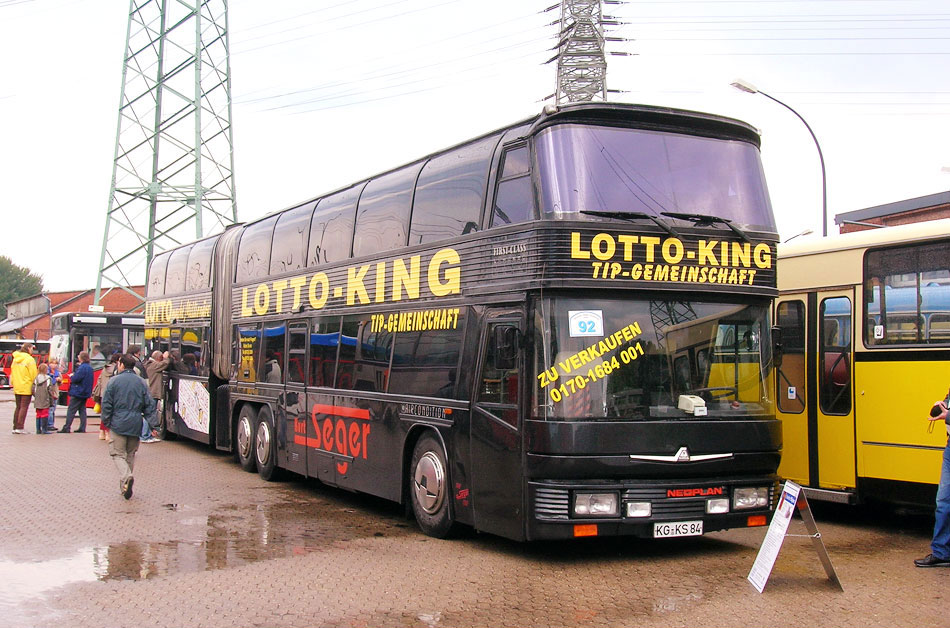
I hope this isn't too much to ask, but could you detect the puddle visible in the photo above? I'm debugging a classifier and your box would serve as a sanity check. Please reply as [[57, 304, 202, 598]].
[[0, 548, 103, 627], [1, 487, 411, 603], [0, 479, 412, 626], [0, 548, 103, 603]]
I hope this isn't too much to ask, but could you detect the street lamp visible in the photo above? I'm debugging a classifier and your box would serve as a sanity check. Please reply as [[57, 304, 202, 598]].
[[783, 228, 813, 243], [731, 78, 828, 237]]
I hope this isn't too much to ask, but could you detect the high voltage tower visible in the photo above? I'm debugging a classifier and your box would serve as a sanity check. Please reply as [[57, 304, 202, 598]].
[[96, 0, 237, 306], [545, 0, 629, 105]]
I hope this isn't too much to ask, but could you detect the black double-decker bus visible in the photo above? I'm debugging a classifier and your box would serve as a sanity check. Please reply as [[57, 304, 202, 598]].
[[145, 103, 781, 541]]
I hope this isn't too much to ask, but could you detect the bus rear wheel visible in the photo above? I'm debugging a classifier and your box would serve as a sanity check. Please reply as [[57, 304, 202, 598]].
[[235, 404, 257, 473], [255, 406, 281, 482], [409, 434, 454, 538]]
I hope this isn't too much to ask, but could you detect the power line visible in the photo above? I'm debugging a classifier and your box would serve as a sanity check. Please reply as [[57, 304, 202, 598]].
[[247, 36, 552, 112], [637, 36, 950, 40], [625, 15, 950, 23], [648, 51, 950, 55], [232, 6, 553, 108], [233, 0, 473, 55]]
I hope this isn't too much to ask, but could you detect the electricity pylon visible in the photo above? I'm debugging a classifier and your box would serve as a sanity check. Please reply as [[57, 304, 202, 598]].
[[96, 0, 237, 305], [545, 0, 629, 105]]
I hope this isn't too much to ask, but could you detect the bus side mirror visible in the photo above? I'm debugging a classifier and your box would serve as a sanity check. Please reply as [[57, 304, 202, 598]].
[[493, 325, 520, 370], [771, 326, 783, 368]]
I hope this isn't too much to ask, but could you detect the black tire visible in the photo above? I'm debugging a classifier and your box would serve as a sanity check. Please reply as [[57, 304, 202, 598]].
[[235, 404, 258, 473], [255, 405, 281, 481], [409, 434, 454, 538]]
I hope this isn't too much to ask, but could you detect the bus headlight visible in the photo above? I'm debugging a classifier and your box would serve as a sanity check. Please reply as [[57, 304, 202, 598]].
[[733, 487, 769, 510], [625, 502, 652, 518], [706, 498, 730, 514], [574, 492, 619, 517]]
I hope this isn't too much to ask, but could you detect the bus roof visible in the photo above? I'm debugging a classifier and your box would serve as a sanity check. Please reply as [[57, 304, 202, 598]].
[[237, 102, 764, 231], [778, 218, 950, 260]]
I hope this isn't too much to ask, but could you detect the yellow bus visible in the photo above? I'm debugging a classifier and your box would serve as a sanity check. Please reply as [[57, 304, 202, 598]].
[[775, 219, 950, 507]]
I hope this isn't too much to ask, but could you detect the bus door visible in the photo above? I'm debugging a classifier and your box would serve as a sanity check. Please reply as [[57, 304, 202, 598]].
[[775, 291, 856, 493], [280, 321, 308, 477], [775, 297, 808, 486], [470, 309, 524, 540], [306, 317, 345, 487], [816, 291, 856, 490]]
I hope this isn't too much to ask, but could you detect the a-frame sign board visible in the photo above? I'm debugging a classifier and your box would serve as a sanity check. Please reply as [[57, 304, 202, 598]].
[[747, 480, 843, 593]]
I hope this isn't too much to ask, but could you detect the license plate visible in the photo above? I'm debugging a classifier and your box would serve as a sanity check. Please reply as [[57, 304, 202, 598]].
[[653, 520, 703, 538]]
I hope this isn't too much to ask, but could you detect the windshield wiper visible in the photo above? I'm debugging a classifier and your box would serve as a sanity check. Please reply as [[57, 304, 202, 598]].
[[580, 210, 680, 238], [660, 211, 751, 243]]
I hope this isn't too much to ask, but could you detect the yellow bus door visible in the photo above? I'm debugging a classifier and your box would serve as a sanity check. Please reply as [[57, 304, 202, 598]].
[[775, 291, 856, 493], [814, 291, 856, 491], [775, 297, 808, 485]]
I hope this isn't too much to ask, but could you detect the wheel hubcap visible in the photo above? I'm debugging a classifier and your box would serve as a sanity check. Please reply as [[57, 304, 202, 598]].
[[256, 421, 271, 465], [237, 415, 252, 459], [413, 451, 445, 514]]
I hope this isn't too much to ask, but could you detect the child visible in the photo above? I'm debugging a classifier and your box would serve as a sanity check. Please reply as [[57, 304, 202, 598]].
[[47, 361, 62, 432], [32, 363, 56, 434]]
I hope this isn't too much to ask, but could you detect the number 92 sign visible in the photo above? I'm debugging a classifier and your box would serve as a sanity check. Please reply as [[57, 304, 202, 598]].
[[568, 310, 604, 338]]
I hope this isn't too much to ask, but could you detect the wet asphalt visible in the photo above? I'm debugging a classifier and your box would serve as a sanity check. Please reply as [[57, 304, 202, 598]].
[[0, 389, 945, 628]]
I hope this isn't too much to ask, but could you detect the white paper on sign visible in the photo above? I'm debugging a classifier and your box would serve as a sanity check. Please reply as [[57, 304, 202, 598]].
[[568, 310, 604, 337], [747, 481, 801, 593]]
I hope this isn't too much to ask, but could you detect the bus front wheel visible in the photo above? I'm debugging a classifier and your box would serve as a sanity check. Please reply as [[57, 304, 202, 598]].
[[235, 405, 257, 473], [409, 434, 454, 538], [255, 406, 281, 482]]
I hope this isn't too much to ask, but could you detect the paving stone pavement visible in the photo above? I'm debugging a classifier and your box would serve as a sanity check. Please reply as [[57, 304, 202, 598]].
[[0, 390, 946, 628]]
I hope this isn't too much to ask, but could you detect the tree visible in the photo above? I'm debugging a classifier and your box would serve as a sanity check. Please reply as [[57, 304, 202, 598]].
[[0, 256, 44, 320]]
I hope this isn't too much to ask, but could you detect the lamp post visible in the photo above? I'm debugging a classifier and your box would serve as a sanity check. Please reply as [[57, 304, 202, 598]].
[[731, 79, 828, 237], [783, 228, 813, 243]]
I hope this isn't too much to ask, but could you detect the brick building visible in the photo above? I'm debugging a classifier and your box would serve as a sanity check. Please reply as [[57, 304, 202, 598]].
[[0, 287, 144, 341], [835, 190, 950, 234]]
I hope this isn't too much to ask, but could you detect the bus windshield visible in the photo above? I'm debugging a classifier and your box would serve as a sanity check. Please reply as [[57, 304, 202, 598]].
[[534, 296, 773, 420], [535, 124, 775, 232]]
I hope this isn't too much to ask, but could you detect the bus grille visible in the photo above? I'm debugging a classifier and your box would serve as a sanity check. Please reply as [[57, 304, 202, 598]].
[[534, 488, 571, 520], [623, 488, 706, 519]]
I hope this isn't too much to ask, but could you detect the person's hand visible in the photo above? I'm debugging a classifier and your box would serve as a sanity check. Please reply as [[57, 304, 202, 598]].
[[151, 429, 159, 438], [930, 401, 948, 421]]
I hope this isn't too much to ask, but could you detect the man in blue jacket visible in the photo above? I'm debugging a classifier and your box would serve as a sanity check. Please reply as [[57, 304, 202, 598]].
[[60, 351, 94, 433], [102, 354, 157, 499]]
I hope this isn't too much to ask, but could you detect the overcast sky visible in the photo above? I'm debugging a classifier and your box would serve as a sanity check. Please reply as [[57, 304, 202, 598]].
[[1, 0, 948, 292]]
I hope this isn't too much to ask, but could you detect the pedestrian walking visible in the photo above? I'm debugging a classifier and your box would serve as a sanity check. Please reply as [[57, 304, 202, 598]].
[[917, 392, 950, 568], [11, 342, 37, 434], [60, 351, 93, 433], [101, 354, 158, 499], [32, 363, 56, 434]]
